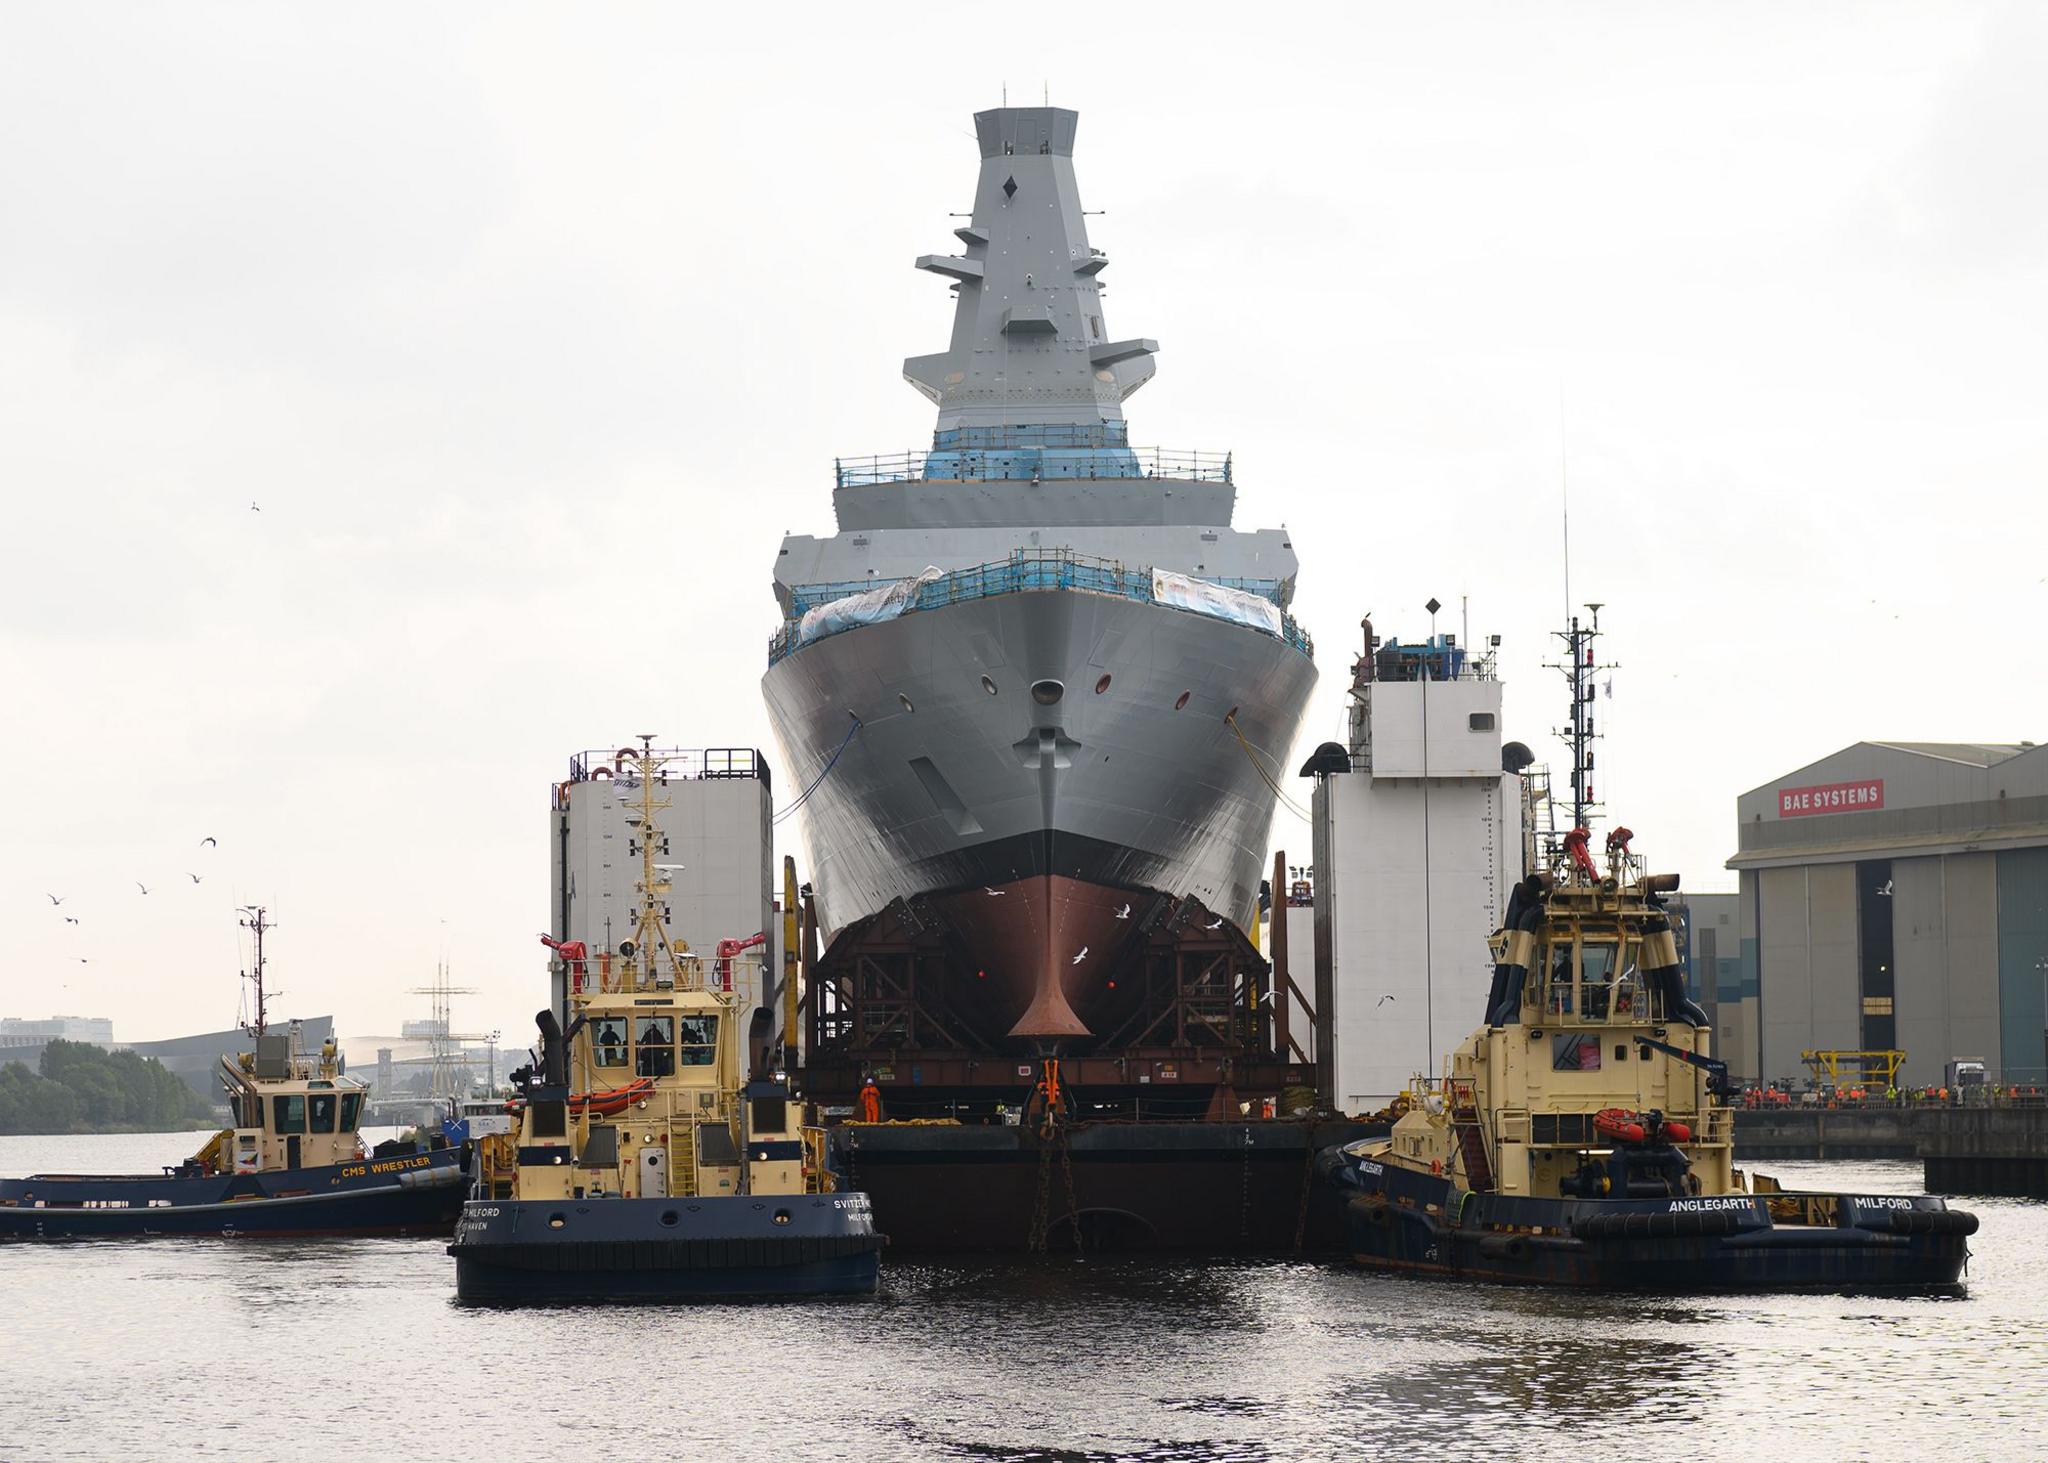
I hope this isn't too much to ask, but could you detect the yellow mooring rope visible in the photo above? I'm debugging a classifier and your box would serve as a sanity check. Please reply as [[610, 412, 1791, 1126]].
[[1224, 712, 1314, 823]]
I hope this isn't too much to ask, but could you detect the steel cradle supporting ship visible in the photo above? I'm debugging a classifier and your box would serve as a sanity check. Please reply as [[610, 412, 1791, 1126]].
[[1317, 831, 1978, 1290]]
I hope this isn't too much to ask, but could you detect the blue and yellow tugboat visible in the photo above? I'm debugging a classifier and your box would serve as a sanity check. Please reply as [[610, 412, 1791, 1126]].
[[0, 908, 468, 1239], [448, 740, 885, 1301], [1319, 830, 1977, 1290]]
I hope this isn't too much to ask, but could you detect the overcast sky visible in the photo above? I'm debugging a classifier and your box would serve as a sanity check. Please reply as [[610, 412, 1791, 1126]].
[[5, 3, 2043, 1045]]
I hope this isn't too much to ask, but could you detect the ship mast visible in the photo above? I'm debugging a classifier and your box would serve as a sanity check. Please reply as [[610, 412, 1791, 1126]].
[[239, 904, 273, 1038]]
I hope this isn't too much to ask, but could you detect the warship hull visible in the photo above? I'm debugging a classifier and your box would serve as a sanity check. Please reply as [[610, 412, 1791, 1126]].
[[0, 1148, 469, 1239], [448, 1193, 885, 1301], [1319, 1145, 1974, 1291], [765, 588, 1315, 1037]]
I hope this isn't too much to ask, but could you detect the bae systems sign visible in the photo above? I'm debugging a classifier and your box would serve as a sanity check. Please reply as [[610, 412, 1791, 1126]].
[[1779, 779, 1885, 817]]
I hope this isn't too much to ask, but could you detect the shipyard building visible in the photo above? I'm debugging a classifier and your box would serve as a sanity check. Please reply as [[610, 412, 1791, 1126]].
[[1723, 741, 2048, 1087]]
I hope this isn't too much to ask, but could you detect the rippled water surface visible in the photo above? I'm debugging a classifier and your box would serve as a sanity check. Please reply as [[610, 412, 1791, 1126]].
[[1, 1132, 2041, 1461]]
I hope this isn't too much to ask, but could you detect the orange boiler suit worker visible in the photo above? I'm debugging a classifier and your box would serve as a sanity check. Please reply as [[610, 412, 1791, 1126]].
[[858, 1078, 882, 1123]]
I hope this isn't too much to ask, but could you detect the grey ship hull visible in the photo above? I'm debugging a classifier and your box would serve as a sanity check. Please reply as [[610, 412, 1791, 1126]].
[[763, 587, 1315, 1035]]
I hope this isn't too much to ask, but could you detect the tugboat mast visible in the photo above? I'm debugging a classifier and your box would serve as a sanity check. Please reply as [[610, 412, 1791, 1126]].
[[238, 904, 274, 1038], [618, 734, 692, 986], [1549, 605, 1618, 836]]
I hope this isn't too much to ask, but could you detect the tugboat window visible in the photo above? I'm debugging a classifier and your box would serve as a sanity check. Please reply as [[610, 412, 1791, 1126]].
[[272, 1095, 306, 1134], [677, 1016, 717, 1066], [593, 1017, 630, 1068], [1552, 1034, 1602, 1072], [338, 1092, 364, 1131], [1545, 947, 1575, 1015], [1580, 942, 1619, 1019], [635, 1016, 675, 1078], [308, 1093, 337, 1133]]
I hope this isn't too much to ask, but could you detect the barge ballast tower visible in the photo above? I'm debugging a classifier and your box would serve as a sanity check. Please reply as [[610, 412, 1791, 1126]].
[[765, 107, 1319, 1126]]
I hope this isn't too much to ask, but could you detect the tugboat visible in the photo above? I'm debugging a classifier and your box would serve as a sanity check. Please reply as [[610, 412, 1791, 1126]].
[[448, 740, 885, 1301], [1319, 829, 1978, 1290], [0, 907, 468, 1238]]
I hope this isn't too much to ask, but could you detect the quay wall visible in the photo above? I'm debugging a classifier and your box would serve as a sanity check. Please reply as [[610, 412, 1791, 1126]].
[[1735, 1106, 2048, 1195]]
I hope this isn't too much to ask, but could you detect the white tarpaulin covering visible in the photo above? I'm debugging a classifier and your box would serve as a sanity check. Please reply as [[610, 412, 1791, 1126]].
[[1151, 568, 1283, 638], [797, 567, 944, 647]]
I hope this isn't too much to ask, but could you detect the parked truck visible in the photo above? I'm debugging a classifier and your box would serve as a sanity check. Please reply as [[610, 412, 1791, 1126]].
[[1945, 1059, 1988, 1093]]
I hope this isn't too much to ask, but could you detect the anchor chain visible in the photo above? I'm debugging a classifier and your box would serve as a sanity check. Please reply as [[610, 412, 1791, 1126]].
[[1028, 1135, 1054, 1253], [1058, 1124, 1082, 1255]]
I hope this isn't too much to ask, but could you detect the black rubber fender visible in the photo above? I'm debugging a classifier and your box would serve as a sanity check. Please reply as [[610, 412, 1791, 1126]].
[[1349, 1196, 1395, 1229], [1571, 1208, 1747, 1241], [1476, 1232, 1533, 1262], [1885, 1208, 1979, 1237]]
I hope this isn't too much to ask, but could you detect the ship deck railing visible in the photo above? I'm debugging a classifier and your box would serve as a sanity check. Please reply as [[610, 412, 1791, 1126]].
[[768, 548, 1313, 666], [834, 444, 1233, 488], [559, 747, 766, 788]]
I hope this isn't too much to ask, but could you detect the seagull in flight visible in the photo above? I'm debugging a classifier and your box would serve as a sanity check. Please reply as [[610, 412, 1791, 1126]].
[[188, 873, 203, 884], [1071, 946, 1089, 964], [199, 836, 217, 848], [983, 887, 1006, 896], [1113, 903, 1131, 920], [1376, 994, 1396, 1007], [64, 917, 79, 926], [1205, 917, 1224, 931], [249, 501, 261, 512], [46, 893, 65, 906], [136, 882, 150, 895], [77, 957, 89, 964]]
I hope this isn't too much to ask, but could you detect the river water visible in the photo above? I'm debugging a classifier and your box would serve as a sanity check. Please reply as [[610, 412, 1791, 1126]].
[[0, 1131, 2040, 1461]]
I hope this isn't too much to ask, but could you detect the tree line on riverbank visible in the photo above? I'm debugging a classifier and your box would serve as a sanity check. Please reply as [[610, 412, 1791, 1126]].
[[0, 1039, 217, 1134]]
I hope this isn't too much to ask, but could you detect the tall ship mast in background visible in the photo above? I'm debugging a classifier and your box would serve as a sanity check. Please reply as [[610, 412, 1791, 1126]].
[[764, 107, 1317, 1100]]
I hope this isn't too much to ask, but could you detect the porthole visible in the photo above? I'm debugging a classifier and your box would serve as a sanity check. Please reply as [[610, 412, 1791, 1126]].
[[981, 675, 998, 696], [1174, 690, 1191, 711], [1094, 674, 1112, 695], [1031, 679, 1065, 706], [773, 1208, 793, 1226], [899, 693, 915, 713], [547, 1212, 566, 1229], [659, 1209, 680, 1227]]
